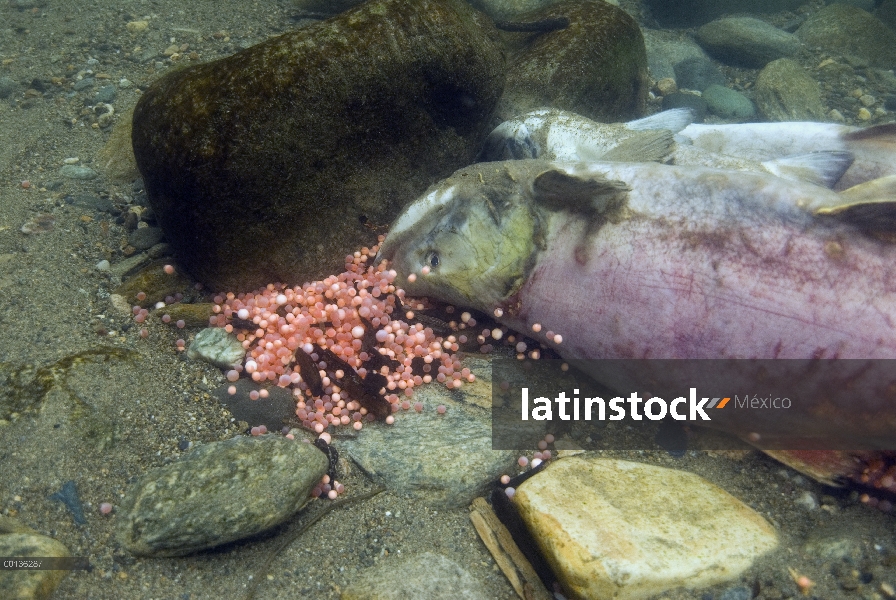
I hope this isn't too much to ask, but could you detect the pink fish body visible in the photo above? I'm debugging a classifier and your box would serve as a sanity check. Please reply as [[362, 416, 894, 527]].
[[379, 159, 896, 360], [378, 160, 896, 480]]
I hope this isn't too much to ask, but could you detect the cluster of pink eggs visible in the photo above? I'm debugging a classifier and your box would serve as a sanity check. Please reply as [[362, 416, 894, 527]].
[[207, 242, 473, 433]]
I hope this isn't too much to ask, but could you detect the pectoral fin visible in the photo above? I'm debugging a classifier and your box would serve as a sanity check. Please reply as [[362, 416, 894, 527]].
[[532, 169, 630, 215]]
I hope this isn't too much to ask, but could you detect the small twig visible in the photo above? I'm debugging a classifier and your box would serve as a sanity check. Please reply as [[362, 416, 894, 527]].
[[469, 497, 552, 600]]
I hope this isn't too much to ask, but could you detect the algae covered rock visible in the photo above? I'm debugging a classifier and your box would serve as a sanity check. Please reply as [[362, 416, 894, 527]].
[[498, 0, 648, 123], [132, 0, 504, 292], [754, 58, 826, 121], [795, 4, 896, 68], [117, 435, 328, 556]]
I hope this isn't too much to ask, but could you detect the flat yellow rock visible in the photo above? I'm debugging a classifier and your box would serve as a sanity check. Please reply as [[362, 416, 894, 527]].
[[514, 456, 778, 600]]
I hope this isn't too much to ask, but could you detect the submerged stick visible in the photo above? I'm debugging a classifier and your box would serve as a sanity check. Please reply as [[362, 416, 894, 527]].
[[469, 496, 552, 600]]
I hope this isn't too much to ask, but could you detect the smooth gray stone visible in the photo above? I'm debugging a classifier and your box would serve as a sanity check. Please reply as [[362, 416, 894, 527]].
[[702, 84, 756, 120], [341, 379, 516, 509], [127, 227, 164, 251], [697, 17, 799, 68], [59, 165, 98, 180]]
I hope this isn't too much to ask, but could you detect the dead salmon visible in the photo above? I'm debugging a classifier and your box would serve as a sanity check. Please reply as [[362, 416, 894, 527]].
[[377, 159, 896, 488]]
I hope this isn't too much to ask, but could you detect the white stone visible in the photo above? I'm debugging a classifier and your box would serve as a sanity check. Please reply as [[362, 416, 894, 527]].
[[513, 456, 778, 600], [186, 327, 245, 368]]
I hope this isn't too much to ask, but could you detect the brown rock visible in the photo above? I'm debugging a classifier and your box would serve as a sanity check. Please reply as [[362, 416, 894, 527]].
[[796, 4, 896, 68], [498, 0, 649, 122], [0, 532, 71, 600], [131, 0, 504, 292]]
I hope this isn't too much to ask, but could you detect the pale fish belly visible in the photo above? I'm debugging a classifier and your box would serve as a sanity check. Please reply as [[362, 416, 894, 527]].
[[502, 201, 896, 361]]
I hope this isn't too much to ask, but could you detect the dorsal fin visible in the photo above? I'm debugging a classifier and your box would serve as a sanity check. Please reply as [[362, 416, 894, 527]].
[[626, 108, 694, 133], [761, 151, 854, 189], [532, 169, 629, 215], [814, 175, 896, 235], [598, 129, 675, 163]]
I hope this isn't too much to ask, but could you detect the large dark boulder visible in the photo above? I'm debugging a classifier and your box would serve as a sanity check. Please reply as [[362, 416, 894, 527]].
[[132, 0, 504, 291], [497, 0, 649, 123]]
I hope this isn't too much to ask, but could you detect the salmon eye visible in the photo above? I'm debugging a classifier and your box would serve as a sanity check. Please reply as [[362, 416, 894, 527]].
[[426, 251, 440, 269]]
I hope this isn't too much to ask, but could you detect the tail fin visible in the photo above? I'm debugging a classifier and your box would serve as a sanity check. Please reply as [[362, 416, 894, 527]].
[[815, 175, 896, 236], [762, 151, 854, 189]]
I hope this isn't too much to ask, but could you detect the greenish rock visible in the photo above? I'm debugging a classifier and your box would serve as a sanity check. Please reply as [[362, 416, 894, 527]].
[[644, 0, 804, 28], [291, 0, 363, 14], [131, 0, 504, 292], [116, 435, 328, 556], [0, 348, 137, 423], [93, 84, 117, 104], [66, 193, 114, 213], [754, 58, 826, 121], [662, 92, 708, 122], [72, 77, 95, 92], [642, 29, 708, 83], [836, 0, 877, 13], [796, 4, 896, 68], [498, 0, 649, 123], [0, 517, 38, 535], [342, 552, 491, 600], [0, 532, 71, 600], [696, 17, 799, 68], [673, 56, 726, 92], [702, 84, 755, 121], [109, 252, 153, 280], [878, 0, 896, 32], [58, 165, 98, 180], [187, 327, 245, 368]]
